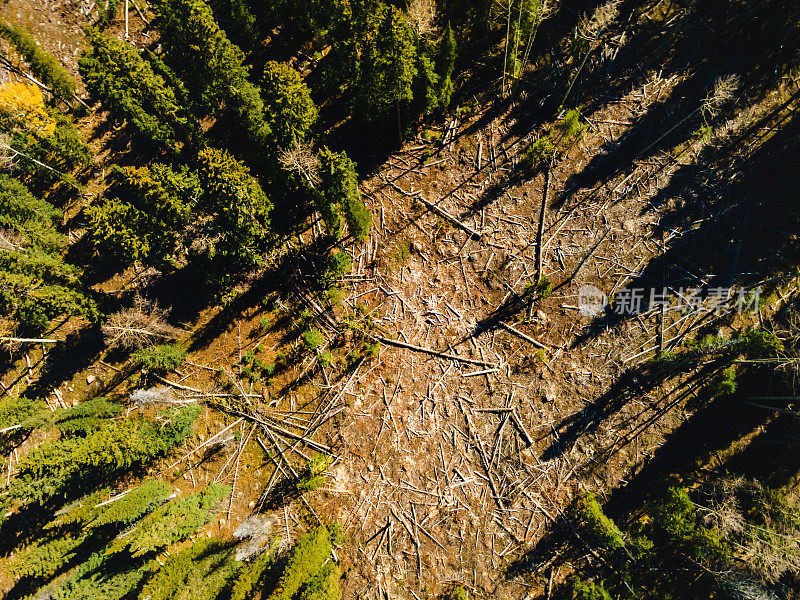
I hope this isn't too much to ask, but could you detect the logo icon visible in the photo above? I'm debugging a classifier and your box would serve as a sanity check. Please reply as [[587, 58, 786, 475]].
[[578, 284, 608, 317]]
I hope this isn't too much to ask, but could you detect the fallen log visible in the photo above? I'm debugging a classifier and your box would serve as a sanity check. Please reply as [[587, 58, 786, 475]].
[[497, 321, 550, 349], [372, 334, 496, 367]]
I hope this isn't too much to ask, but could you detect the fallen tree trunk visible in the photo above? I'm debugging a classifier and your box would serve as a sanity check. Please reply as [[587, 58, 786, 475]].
[[372, 334, 497, 367]]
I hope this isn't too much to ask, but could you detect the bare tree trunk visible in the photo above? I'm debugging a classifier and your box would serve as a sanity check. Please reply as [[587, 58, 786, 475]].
[[535, 161, 552, 280], [396, 101, 404, 147]]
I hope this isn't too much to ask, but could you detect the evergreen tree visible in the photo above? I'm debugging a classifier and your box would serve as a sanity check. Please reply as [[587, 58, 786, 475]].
[[267, 526, 333, 600], [86, 163, 200, 269], [9, 533, 85, 580], [79, 29, 202, 150], [0, 22, 76, 100], [578, 490, 626, 552], [262, 61, 318, 147], [0, 175, 96, 334], [317, 148, 371, 241], [91, 479, 173, 529], [17, 112, 94, 191], [50, 553, 151, 600], [413, 44, 439, 116], [138, 538, 238, 600], [299, 558, 341, 600], [229, 539, 279, 600], [0, 396, 48, 436], [0, 83, 92, 191], [54, 397, 124, 436], [357, 4, 418, 136], [197, 147, 273, 268], [45, 488, 110, 531], [4, 404, 200, 506], [112, 482, 230, 557], [153, 0, 271, 144], [435, 23, 456, 109]]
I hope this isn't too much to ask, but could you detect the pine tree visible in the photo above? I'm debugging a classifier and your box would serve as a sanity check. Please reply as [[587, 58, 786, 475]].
[[197, 147, 273, 268], [267, 526, 333, 600], [153, 0, 271, 144], [90, 479, 173, 529], [0, 22, 76, 100], [317, 148, 371, 241], [79, 29, 203, 150], [435, 23, 456, 109], [113, 482, 230, 557], [54, 397, 124, 436], [86, 163, 200, 269], [357, 4, 418, 137], [262, 61, 318, 147], [0, 175, 96, 334], [4, 404, 200, 506]]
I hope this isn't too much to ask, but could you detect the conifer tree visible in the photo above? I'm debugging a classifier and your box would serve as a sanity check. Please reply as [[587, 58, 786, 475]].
[[54, 397, 124, 436], [0, 396, 48, 437], [4, 404, 200, 506], [229, 538, 280, 600], [357, 4, 418, 138], [91, 479, 173, 529], [299, 558, 342, 600], [0, 175, 96, 334], [79, 29, 202, 150], [262, 61, 318, 147], [50, 553, 151, 600], [435, 23, 456, 109], [197, 147, 273, 267], [0, 22, 77, 100], [153, 0, 271, 144], [267, 526, 333, 600], [113, 482, 230, 557], [138, 538, 238, 600], [317, 148, 371, 241], [9, 533, 85, 580], [413, 44, 439, 116], [86, 163, 200, 269]]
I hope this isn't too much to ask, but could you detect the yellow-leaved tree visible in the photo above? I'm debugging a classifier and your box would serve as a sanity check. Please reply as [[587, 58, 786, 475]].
[[0, 82, 55, 138]]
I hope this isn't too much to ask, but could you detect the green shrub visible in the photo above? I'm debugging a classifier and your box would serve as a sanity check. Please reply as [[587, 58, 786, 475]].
[[318, 351, 334, 368], [303, 329, 325, 351], [132, 344, 188, 373], [569, 577, 611, 600], [297, 456, 333, 493], [578, 491, 625, 551], [442, 584, 469, 600], [525, 136, 555, 172]]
